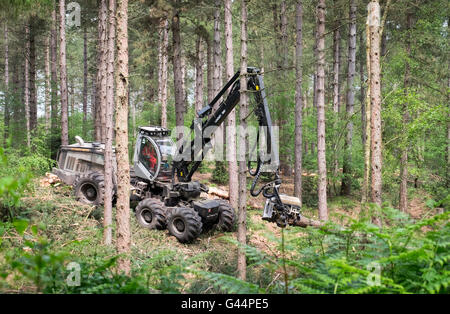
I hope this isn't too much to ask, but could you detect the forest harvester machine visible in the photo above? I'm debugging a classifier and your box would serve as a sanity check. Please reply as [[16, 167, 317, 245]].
[[52, 67, 302, 243]]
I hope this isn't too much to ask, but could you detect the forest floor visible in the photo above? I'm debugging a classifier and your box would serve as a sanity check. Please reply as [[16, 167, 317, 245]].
[[0, 170, 434, 293]]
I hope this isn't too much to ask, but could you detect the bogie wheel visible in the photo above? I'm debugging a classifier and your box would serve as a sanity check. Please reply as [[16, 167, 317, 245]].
[[216, 200, 236, 232], [73, 172, 106, 206], [167, 207, 202, 243], [135, 198, 167, 230]]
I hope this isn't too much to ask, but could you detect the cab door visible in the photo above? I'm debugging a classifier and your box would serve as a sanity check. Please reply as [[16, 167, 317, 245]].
[[133, 134, 161, 181]]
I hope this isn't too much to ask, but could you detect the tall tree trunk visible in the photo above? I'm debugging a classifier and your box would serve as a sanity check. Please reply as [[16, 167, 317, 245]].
[[91, 73, 96, 120], [212, 0, 225, 178], [213, 0, 222, 99], [172, 7, 185, 139], [59, 0, 69, 146], [50, 8, 58, 136], [194, 33, 204, 115], [447, 60, 450, 189], [158, 17, 169, 128], [206, 36, 213, 104], [294, 0, 303, 204], [104, 0, 116, 245], [362, 15, 372, 204], [278, 0, 290, 174], [316, 0, 328, 221], [360, 32, 366, 148], [12, 61, 19, 144], [368, 1, 382, 214], [272, 3, 280, 70], [237, 0, 248, 281], [399, 12, 413, 213], [225, 0, 238, 210], [44, 36, 51, 133], [332, 17, 341, 113], [331, 3, 341, 193], [83, 26, 88, 137], [115, 0, 131, 275], [25, 25, 31, 148], [69, 82, 74, 118], [181, 53, 187, 106], [341, 0, 357, 196], [29, 19, 37, 132], [4, 23, 9, 144], [96, 0, 108, 142]]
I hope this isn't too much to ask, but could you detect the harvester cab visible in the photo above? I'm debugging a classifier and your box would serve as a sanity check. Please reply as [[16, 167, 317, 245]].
[[133, 126, 175, 182]]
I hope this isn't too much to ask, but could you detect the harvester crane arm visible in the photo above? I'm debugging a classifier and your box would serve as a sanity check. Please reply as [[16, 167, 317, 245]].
[[172, 67, 297, 227]]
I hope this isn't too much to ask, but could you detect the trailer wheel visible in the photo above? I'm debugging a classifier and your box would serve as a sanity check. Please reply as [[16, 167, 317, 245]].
[[135, 198, 167, 230], [167, 207, 202, 243], [73, 172, 106, 206], [216, 200, 236, 232]]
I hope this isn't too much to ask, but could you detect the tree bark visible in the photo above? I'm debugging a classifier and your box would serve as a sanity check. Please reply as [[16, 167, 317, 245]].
[[362, 16, 372, 204], [194, 33, 205, 115], [83, 26, 88, 137], [104, 0, 116, 245], [399, 12, 413, 213], [50, 8, 58, 136], [360, 32, 366, 148], [278, 0, 290, 174], [332, 17, 341, 114], [237, 0, 248, 281], [29, 18, 37, 132], [44, 36, 51, 133], [369, 1, 382, 210], [294, 0, 303, 204], [96, 0, 108, 142], [25, 25, 31, 148], [4, 23, 9, 144], [59, 0, 69, 146], [224, 0, 238, 211], [331, 2, 341, 193], [206, 34, 213, 104], [316, 0, 328, 221], [341, 0, 357, 196], [158, 17, 169, 128], [91, 73, 96, 120], [115, 0, 131, 275], [172, 6, 185, 139], [212, 0, 223, 154]]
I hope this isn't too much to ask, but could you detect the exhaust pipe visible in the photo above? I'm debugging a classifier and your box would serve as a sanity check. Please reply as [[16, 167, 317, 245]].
[[75, 136, 85, 146]]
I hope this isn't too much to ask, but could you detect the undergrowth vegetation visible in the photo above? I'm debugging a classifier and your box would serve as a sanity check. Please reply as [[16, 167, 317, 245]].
[[0, 177, 448, 294]]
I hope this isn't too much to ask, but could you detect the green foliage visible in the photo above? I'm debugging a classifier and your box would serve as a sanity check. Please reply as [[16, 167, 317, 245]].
[[2, 220, 68, 293], [301, 175, 318, 207], [0, 219, 190, 294], [199, 206, 449, 294], [0, 148, 31, 217], [212, 161, 229, 184]]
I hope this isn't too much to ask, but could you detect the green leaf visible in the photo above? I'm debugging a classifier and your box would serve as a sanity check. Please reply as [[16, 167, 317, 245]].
[[13, 219, 29, 236]]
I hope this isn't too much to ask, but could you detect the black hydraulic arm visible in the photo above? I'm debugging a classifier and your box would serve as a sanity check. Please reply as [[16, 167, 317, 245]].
[[173, 67, 279, 184]]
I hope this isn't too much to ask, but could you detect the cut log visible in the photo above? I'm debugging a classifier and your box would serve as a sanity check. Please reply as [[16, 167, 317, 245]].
[[292, 216, 324, 228], [208, 186, 229, 199], [40, 172, 62, 187]]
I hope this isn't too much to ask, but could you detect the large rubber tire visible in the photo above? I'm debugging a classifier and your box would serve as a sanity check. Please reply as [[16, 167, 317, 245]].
[[73, 172, 106, 206], [216, 200, 236, 232], [135, 198, 167, 230], [167, 207, 202, 243]]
